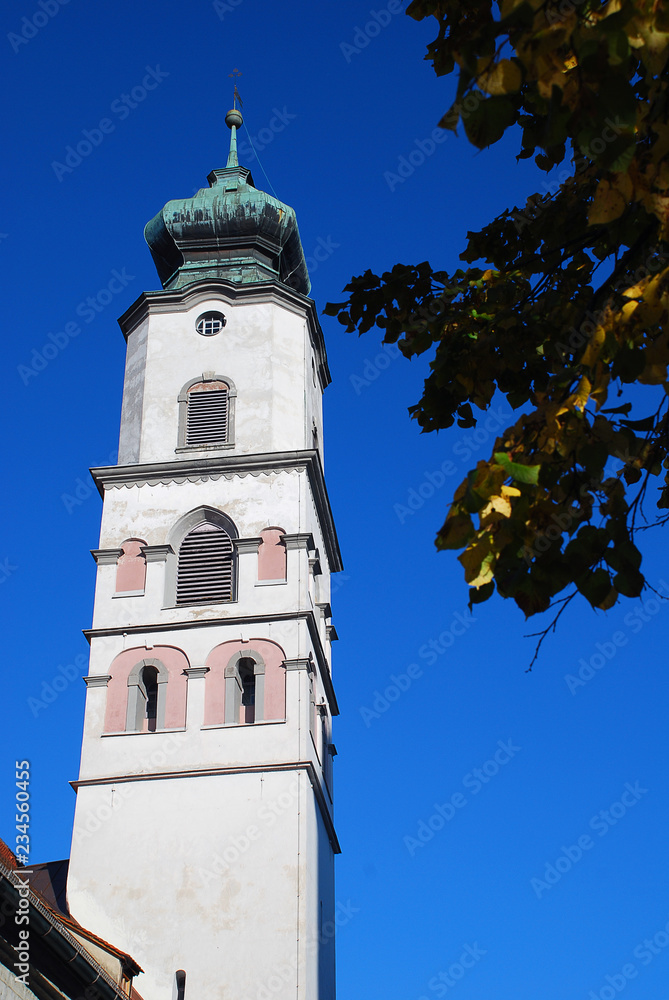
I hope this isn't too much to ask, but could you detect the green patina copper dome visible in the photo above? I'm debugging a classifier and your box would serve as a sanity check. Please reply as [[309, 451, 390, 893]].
[[144, 112, 310, 294]]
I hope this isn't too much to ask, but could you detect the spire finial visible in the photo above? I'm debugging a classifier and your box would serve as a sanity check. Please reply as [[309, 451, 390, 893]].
[[226, 69, 244, 167]]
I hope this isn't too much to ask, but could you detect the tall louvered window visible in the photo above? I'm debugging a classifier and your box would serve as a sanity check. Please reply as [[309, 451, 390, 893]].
[[176, 522, 234, 605], [185, 381, 229, 447]]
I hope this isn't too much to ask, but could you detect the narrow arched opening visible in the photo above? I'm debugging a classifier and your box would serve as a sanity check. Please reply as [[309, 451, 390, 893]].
[[174, 970, 186, 1000], [141, 665, 159, 732], [238, 657, 256, 724]]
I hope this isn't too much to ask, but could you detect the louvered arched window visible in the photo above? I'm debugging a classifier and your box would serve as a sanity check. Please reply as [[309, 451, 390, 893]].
[[186, 381, 229, 446], [176, 522, 234, 605], [177, 376, 237, 453]]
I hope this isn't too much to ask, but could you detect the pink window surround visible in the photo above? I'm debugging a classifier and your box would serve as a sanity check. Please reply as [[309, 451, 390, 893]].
[[104, 645, 189, 733], [115, 539, 147, 593], [204, 639, 286, 726], [258, 528, 286, 581]]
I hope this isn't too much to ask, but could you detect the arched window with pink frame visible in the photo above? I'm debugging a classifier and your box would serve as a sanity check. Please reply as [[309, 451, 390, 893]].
[[104, 645, 189, 734], [204, 639, 286, 727]]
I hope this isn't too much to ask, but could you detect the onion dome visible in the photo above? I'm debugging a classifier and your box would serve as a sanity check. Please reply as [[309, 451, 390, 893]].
[[144, 108, 310, 294]]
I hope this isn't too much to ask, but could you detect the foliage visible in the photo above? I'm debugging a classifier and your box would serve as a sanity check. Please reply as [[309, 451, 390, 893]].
[[326, 0, 669, 650]]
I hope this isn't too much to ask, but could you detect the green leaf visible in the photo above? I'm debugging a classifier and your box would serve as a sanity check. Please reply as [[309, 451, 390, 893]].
[[578, 568, 614, 608], [601, 403, 633, 415], [494, 452, 540, 484], [577, 442, 608, 476], [607, 135, 637, 174], [437, 512, 475, 549], [620, 415, 657, 431], [613, 568, 645, 597], [468, 580, 495, 606], [463, 95, 517, 149], [605, 540, 643, 574]]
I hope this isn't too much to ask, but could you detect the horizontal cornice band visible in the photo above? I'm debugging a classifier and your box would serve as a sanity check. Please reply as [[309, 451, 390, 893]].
[[90, 450, 343, 574], [116, 277, 331, 390], [71, 760, 340, 854]]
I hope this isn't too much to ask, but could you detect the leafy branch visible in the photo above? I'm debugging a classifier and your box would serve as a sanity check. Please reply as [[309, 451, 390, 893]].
[[326, 0, 669, 641]]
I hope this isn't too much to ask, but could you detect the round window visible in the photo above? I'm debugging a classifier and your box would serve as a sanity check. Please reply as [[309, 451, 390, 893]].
[[196, 311, 226, 336]]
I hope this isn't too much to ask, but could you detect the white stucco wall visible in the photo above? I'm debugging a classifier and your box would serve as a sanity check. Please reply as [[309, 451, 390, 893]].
[[117, 293, 324, 466], [69, 277, 338, 1000], [68, 769, 334, 1000]]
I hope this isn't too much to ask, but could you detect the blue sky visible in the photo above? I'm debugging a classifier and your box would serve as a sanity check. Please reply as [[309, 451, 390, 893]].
[[2, 2, 669, 998]]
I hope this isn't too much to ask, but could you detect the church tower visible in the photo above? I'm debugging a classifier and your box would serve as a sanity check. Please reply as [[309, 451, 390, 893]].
[[66, 108, 342, 1000]]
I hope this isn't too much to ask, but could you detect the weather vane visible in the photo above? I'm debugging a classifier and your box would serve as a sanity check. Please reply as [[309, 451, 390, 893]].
[[229, 68, 243, 109]]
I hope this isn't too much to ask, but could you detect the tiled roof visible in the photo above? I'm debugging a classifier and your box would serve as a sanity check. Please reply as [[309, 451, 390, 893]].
[[0, 838, 17, 870]]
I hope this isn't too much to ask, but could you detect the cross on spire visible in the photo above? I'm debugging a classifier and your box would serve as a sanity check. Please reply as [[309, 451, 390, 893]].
[[229, 68, 243, 110]]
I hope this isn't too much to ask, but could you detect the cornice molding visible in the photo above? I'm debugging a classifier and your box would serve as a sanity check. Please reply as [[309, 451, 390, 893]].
[[283, 532, 314, 551], [84, 674, 112, 688], [142, 543, 174, 563], [91, 548, 122, 565], [185, 666, 210, 679], [71, 760, 340, 854], [116, 277, 331, 390], [90, 450, 343, 573], [283, 657, 313, 672], [233, 537, 262, 555]]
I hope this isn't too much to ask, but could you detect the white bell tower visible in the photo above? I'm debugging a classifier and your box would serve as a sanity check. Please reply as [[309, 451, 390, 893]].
[[66, 107, 342, 1000]]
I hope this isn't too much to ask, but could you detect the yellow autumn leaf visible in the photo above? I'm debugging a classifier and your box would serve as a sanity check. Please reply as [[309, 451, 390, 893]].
[[645, 271, 668, 305], [501, 485, 521, 498], [636, 23, 669, 74], [591, 368, 611, 410], [636, 300, 665, 325], [570, 376, 592, 411], [479, 59, 522, 96], [481, 494, 513, 519], [536, 64, 570, 99], [581, 326, 606, 368], [589, 180, 628, 226], [469, 551, 496, 589], [613, 172, 634, 202], [622, 279, 649, 298], [651, 193, 669, 238], [459, 535, 493, 585]]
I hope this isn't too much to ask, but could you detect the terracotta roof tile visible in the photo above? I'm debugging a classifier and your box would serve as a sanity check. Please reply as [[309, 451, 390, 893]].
[[0, 837, 17, 870]]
